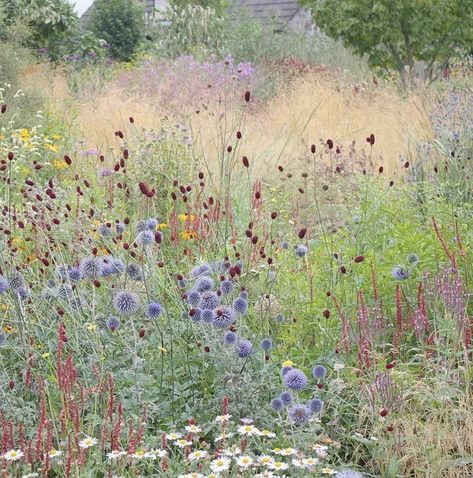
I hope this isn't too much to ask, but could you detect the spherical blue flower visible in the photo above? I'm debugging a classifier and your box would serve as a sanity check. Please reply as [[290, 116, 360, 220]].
[[80, 257, 103, 279], [212, 307, 236, 329], [126, 264, 144, 281], [0, 276, 9, 294], [113, 291, 140, 315], [101, 262, 115, 277], [239, 290, 248, 300], [233, 297, 248, 315], [54, 265, 69, 279], [107, 316, 120, 331], [281, 366, 293, 376], [136, 230, 154, 246], [190, 308, 203, 322], [190, 263, 212, 278], [335, 470, 363, 478], [295, 244, 308, 258], [17, 287, 29, 300], [211, 261, 226, 274], [57, 285, 73, 299], [145, 218, 158, 231], [110, 258, 125, 274], [260, 338, 273, 350], [200, 291, 220, 310], [271, 397, 284, 411], [407, 253, 419, 265], [68, 267, 82, 282], [308, 398, 324, 414], [8, 272, 24, 291], [283, 368, 308, 391], [289, 404, 310, 425], [98, 224, 113, 237], [202, 309, 214, 323], [279, 391, 293, 406], [224, 331, 237, 345], [147, 302, 163, 319], [312, 364, 327, 379], [135, 220, 147, 233], [220, 279, 234, 295], [116, 222, 126, 235], [47, 279, 56, 288], [0, 333, 6, 346], [281, 241, 289, 250], [195, 276, 214, 293], [187, 290, 202, 307], [392, 265, 410, 280], [70, 297, 84, 310], [237, 339, 253, 358]]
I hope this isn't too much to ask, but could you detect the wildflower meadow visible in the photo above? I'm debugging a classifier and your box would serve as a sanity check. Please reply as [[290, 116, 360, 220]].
[[1, 1, 473, 477]]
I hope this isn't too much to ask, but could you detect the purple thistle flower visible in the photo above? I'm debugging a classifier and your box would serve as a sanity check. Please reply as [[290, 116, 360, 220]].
[[202, 309, 214, 323], [279, 391, 293, 406], [187, 290, 202, 307], [233, 297, 248, 315], [190, 263, 212, 278], [224, 331, 237, 345], [392, 266, 410, 280], [295, 244, 308, 258], [212, 307, 236, 328], [237, 339, 253, 358], [283, 368, 308, 391], [195, 276, 214, 293], [289, 404, 310, 425], [113, 291, 140, 316], [136, 230, 154, 246], [308, 398, 324, 414], [0, 276, 9, 294], [200, 291, 220, 310], [80, 257, 103, 279], [271, 397, 284, 411], [107, 316, 120, 331], [68, 267, 82, 282], [147, 302, 163, 318], [312, 364, 327, 379], [220, 279, 234, 295], [260, 338, 273, 350]]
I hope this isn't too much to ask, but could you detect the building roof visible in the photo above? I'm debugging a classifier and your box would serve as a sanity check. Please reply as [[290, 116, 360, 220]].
[[232, 0, 302, 24]]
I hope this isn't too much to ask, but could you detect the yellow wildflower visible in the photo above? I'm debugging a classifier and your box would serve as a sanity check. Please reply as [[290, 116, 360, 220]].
[[42, 352, 50, 359], [0, 304, 8, 311], [178, 213, 195, 222], [45, 144, 59, 153], [3, 325, 14, 333], [87, 323, 97, 332], [282, 359, 295, 368], [158, 347, 168, 353], [54, 160, 67, 170], [158, 223, 168, 230], [181, 230, 198, 240]]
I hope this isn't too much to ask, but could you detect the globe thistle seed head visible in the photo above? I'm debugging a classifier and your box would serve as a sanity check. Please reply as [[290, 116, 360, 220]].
[[113, 291, 140, 316], [0, 276, 9, 294], [237, 339, 253, 358], [126, 264, 144, 281], [224, 331, 237, 345], [195, 276, 214, 293], [57, 285, 73, 299], [312, 364, 327, 379], [145, 218, 158, 231], [233, 297, 248, 315], [407, 253, 419, 265], [200, 291, 220, 310], [110, 258, 125, 274], [41, 288, 57, 301], [190, 263, 212, 278], [279, 391, 293, 406], [239, 290, 248, 300], [107, 316, 120, 331], [80, 257, 103, 279], [186, 290, 202, 307], [335, 470, 364, 478], [136, 230, 154, 246], [271, 397, 284, 411], [308, 398, 324, 414], [392, 265, 410, 280], [67, 267, 82, 282], [98, 224, 113, 237], [202, 309, 214, 323], [260, 338, 273, 350], [220, 279, 234, 295], [190, 308, 203, 322], [295, 244, 308, 258], [8, 272, 24, 291], [0, 333, 6, 346], [283, 368, 308, 391], [147, 302, 163, 319], [116, 222, 126, 235], [54, 265, 69, 280], [289, 404, 310, 425], [212, 307, 236, 329]]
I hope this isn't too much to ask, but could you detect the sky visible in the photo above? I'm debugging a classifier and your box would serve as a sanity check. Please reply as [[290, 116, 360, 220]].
[[68, 0, 94, 16]]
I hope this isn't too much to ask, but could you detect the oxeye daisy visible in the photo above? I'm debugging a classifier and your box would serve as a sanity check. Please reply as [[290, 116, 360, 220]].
[[258, 429, 276, 438], [107, 450, 127, 460], [210, 456, 231, 473], [321, 467, 337, 475], [215, 414, 232, 423], [151, 449, 167, 458], [269, 461, 289, 471], [303, 457, 320, 467], [277, 448, 297, 456], [174, 439, 192, 448], [188, 450, 208, 461], [78, 436, 97, 449], [258, 455, 274, 466], [237, 424, 259, 436], [131, 449, 147, 459], [236, 455, 254, 468], [185, 424, 202, 433], [48, 449, 62, 458], [3, 449, 24, 461]]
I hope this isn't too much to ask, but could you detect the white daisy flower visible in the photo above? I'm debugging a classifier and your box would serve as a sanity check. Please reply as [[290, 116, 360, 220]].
[[237, 424, 260, 436], [236, 455, 253, 468], [222, 446, 241, 457], [48, 449, 62, 458], [278, 448, 297, 456], [107, 450, 127, 460], [188, 450, 208, 461], [255, 472, 277, 478], [258, 455, 274, 467], [131, 449, 147, 459], [321, 467, 337, 475], [166, 432, 182, 440], [292, 458, 304, 467], [174, 439, 192, 448], [215, 414, 232, 423], [303, 457, 319, 467], [333, 362, 345, 371], [257, 429, 276, 438], [78, 437, 97, 449], [185, 424, 202, 434], [151, 448, 167, 458], [215, 432, 234, 441], [210, 456, 231, 473], [3, 449, 24, 461], [269, 461, 289, 471]]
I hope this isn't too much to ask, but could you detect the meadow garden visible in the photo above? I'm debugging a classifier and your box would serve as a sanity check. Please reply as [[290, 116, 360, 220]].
[[0, 0, 472, 477]]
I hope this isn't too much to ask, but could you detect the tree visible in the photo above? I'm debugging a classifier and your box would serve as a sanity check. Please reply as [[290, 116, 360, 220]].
[[88, 0, 145, 61], [302, 0, 473, 85]]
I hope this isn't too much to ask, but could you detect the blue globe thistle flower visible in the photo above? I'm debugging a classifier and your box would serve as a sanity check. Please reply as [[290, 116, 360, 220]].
[[147, 302, 163, 319], [195, 276, 214, 293], [190, 308, 203, 322], [283, 368, 308, 391], [233, 297, 248, 315], [336, 470, 363, 478], [0, 333, 6, 346], [295, 244, 308, 258], [41, 288, 56, 301], [126, 264, 144, 281], [55, 265, 69, 280], [202, 309, 214, 323], [237, 339, 253, 358], [57, 285, 73, 299], [116, 222, 126, 235], [211, 261, 226, 274], [239, 290, 248, 300], [113, 291, 140, 316], [281, 366, 293, 376], [101, 262, 115, 277], [289, 404, 310, 425], [200, 291, 220, 310], [212, 307, 236, 328], [98, 224, 113, 237], [8, 272, 24, 291], [392, 266, 410, 280], [224, 331, 237, 345], [407, 253, 419, 265], [80, 257, 103, 279], [187, 290, 202, 307], [17, 287, 29, 300], [279, 391, 293, 406], [107, 316, 120, 331], [281, 241, 289, 250], [312, 364, 327, 379], [70, 297, 84, 310], [178, 278, 187, 289], [145, 218, 158, 231], [308, 398, 324, 414], [67, 266, 82, 283], [276, 314, 285, 323], [47, 279, 56, 288], [110, 258, 125, 274], [271, 397, 284, 411], [135, 220, 147, 233], [220, 279, 234, 295], [0, 276, 9, 294], [260, 338, 273, 350], [190, 263, 212, 278], [136, 230, 154, 246]]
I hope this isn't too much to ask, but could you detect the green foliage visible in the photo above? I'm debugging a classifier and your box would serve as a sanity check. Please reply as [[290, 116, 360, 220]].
[[88, 0, 145, 61], [302, 0, 473, 84]]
